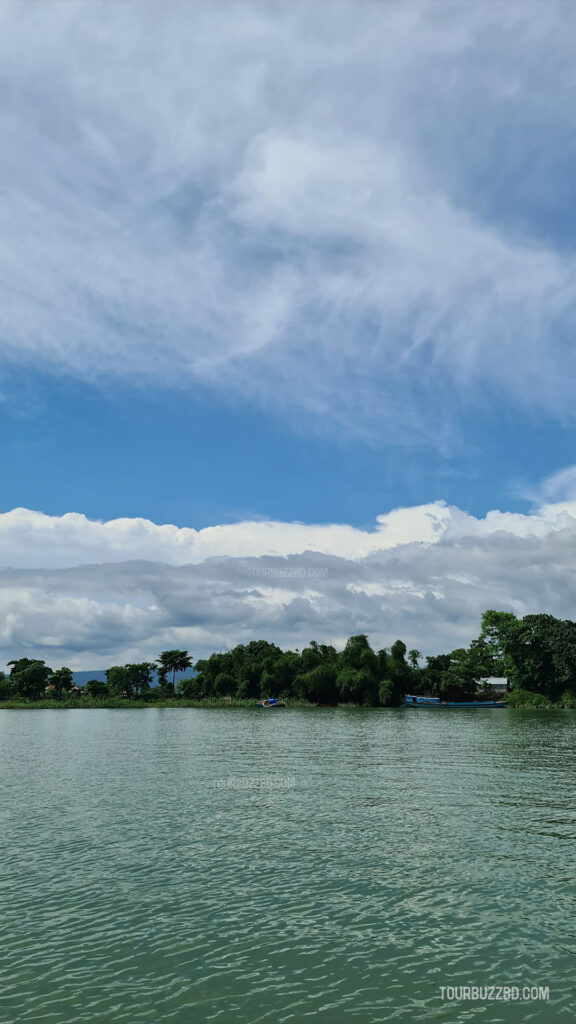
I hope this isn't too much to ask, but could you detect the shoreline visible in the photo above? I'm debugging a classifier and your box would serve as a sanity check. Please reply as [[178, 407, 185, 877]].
[[0, 698, 573, 711]]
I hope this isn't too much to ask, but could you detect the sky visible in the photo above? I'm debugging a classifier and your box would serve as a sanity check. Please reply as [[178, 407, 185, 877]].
[[1, 0, 576, 670]]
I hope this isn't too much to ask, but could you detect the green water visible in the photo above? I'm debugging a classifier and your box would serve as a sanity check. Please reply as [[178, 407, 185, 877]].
[[0, 708, 574, 1023]]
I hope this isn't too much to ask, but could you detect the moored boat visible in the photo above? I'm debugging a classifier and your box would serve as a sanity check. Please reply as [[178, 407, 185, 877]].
[[404, 694, 506, 709], [255, 697, 288, 708]]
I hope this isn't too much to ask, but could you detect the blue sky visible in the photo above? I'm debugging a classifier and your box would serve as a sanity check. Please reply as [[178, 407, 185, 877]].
[[2, 0, 576, 668], [1, 365, 576, 530]]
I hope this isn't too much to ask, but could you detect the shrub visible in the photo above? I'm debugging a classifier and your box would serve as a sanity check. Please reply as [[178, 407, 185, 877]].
[[378, 679, 396, 706]]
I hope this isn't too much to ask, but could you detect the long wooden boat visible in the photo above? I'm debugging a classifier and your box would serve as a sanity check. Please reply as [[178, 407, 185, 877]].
[[404, 694, 506, 709]]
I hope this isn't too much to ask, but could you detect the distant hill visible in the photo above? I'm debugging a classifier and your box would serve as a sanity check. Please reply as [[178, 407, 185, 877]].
[[73, 669, 195, 686], [73, 670, 107, 685]]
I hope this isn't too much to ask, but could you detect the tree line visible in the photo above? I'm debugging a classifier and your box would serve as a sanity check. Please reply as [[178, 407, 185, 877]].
[[1, 611, 576, 706], [0, 649, 192, 702]]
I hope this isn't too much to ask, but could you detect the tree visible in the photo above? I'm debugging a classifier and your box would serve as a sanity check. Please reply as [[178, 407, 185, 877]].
[[390, 640, 407, 663], [106, 666, 131, 697], [478, 610, 520, 676], [125, 662, 155, 697], [385, 640, 411, 703], [421, 654, 452, 696], [177, 676, 204, 699], [466, 638, 498, 679], [294, 663, 338, 704], [337, 635, 380, 704], [190, 653, 226, 697], [507, 614, 576, 701], [156, 650, 193, 697], [337, 667, 378, 705], [190, 660, 209, 698], [85, 679, 109, 698], [377, 649, 389, 678], [213, 672, 236, 697], [274, 651, 300, 694], [408, 649, 421, 670], [291, 643, 338, 703], [46, 667, 74, 699], [420, 649, 479, 700], [236, 675, 259, 699], [378, 679, 396, 706], [340, 635, 379, 673], [225, 640, 283, 699], [439, 649, 479, 699], [8, 659, 52, 701], [0, 673, 16, 700]]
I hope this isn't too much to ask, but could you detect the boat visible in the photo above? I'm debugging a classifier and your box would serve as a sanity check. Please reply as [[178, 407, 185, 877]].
[[404, 694, 506, 709], [255, 698, 287, 708]]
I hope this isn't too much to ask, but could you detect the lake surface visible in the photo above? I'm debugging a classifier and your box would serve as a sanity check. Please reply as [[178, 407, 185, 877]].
[[0, 708, 574, 1023]]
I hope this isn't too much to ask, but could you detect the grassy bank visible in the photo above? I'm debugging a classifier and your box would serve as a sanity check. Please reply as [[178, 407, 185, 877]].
[[1, 693, 575, 710], [495, 688, 576, 710]]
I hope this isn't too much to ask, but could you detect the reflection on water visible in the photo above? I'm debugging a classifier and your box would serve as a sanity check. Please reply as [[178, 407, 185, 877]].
[[0, 708, 574, 1023]]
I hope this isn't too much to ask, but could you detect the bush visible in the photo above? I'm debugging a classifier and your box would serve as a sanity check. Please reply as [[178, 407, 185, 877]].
[[84, 679, 109, 698], [505, 688, 551, 708], [378, 679, 396, 706], [178, 677, 204, 699], [0, 676, 17, 700]]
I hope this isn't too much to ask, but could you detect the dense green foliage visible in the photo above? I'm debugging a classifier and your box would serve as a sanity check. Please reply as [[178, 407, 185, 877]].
[[2, 611, 576, 707], [413, 610, 576, 706], [186, 635, 418, 706], [105, 662, 155, 698]]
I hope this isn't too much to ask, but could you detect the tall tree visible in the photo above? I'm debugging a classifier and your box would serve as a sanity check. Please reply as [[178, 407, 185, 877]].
[[421, 654, 452, 696], [386, 640, 411, 703], [106, 666, 131, 697], [478, 610, 520, 676], [337, 636, 379, 705], [408, 649, 421, 670], [507, 614, 576, 700], [157, 650, 193, 697]]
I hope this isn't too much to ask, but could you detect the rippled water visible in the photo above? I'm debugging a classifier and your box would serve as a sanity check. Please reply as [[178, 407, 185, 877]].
[[1, 708, 574, 1023]]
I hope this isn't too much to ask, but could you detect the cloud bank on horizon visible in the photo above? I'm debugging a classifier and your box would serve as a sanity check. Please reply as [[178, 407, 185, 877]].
[[2, 483, 576, 669], [1, 0, 576, 444]]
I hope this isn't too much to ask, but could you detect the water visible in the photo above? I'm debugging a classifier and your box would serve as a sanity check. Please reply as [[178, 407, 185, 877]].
[[0, 708, 574, 1023]]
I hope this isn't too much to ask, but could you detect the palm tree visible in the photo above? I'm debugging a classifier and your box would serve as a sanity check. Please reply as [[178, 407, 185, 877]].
[[157, 650, 193, 697]]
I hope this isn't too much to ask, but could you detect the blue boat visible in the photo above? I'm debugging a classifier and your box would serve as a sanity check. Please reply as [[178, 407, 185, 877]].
[[404, 694, 506, 709], [255, 698, 287, 708]]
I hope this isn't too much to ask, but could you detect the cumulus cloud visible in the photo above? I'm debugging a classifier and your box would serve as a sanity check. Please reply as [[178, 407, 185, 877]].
[[1, 500, 576, 669], [1, 1, 576, 443]]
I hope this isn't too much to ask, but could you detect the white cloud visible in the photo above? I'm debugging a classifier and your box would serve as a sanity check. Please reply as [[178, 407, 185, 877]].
[[526, 464, 576, 506], [1, 499, 576, 669], [0, 1, 576, 442], [0, 499, 563, 572], [0, 504, 453, 569]]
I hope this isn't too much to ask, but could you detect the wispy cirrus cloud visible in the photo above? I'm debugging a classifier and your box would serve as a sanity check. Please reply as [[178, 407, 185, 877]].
[[523, 464, 576, 507], [1, 1, 576, 444]]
